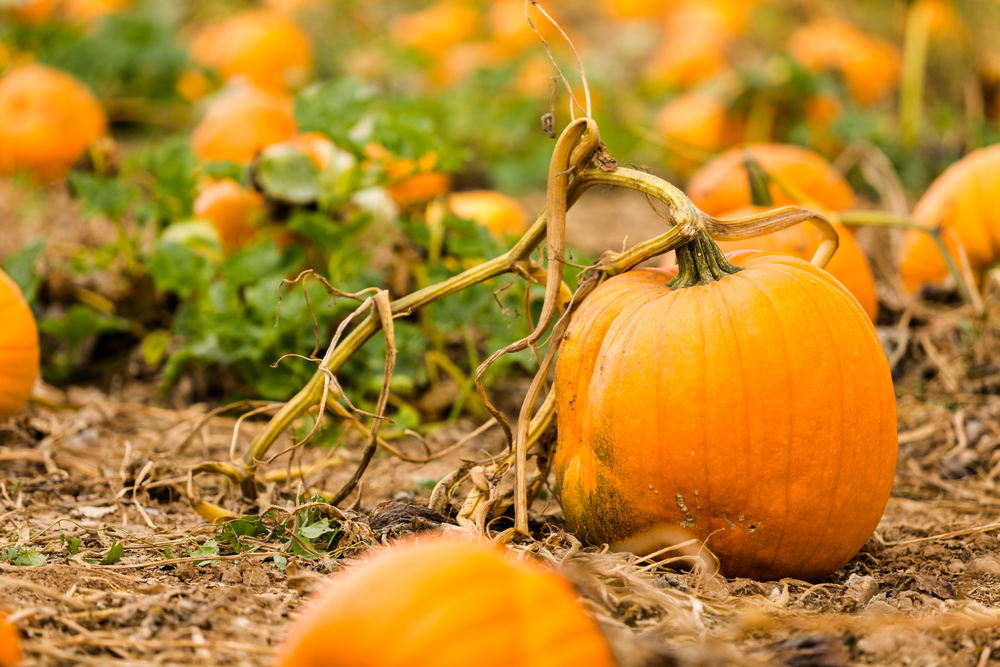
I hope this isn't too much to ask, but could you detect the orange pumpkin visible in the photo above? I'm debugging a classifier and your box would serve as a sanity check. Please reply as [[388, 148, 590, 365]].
[[5, 0, 58, 23], [788, 21, 901, 106], [193, 179, 264, 253], [192, 86, 297, 163], [0, 610, 21, 667], [190, 10, 314, 92], [273, 539, 615, 667], [663, 206, 879, 321], [899, 144, 1000, 293], [0, 269, 40, 418], [386, 172, 452, 208], [656, 91, 742, 174], [389, 2, 481, 58], [644, 0, 746, 89], [487, 0, 578, 58], [0, 64, 107, 180], [601, 0, 673, 19], [62, 0, 130, 21], [429, 41, 508, 87], [427, 190, 528, 238], [686, 143, 854, 216], [554, 232, 896, 582]]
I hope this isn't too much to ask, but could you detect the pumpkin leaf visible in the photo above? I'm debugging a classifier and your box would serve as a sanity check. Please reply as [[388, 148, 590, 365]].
[[1, 236, 45, 303]]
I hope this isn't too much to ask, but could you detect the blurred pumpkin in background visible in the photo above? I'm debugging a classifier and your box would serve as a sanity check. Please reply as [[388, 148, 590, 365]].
[[191, 10, 314, 92], [656, 91, 742, 175], [272, 539, 616, 667], [192, 86, 297, 163], [488, 0, 580, 58], [5, 0, 58, 23], [686, 143, 855, 216], [0, 269, 40, 418], [644, 0, 747, 89], [193, 179, 265, 254], [427, 190, 529, 239], [62, 0, 130, 22], [390, 2, 481, 58], [899, 144, 1000, 293], [0, 64, 107, 179], [788, 21, 901, 106], [601, 0, 673, 20]]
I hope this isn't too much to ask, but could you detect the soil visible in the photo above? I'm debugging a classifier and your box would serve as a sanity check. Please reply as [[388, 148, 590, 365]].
[[3, 188, 1000, 666]]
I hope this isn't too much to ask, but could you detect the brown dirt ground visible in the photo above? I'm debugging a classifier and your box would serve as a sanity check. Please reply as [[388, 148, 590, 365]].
[[3, 186, 1000, 666]]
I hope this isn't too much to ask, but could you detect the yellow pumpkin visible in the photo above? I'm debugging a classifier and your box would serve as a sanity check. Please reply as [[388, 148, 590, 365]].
[[272, 539, 615, 667], [0, 269, 40, 418]]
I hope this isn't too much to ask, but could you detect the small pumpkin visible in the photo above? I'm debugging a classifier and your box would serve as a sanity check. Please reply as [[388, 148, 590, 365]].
[[554, 231, 896, 582], [272, 539, 615, 667], [193, 179, 264, 253], [0, 610, 22, 667], [0, 64, 107, 179], [898, 144, 1000, 293], [191, 10, 314, 92], [192, 86, 297, 163], [788, 21, 901, 106], [0, 269, 40, 418], [5, 0, 58, 23], [663, 206, 879, 321], [427, 190, 529, 238], [686, 143, 855, 216]]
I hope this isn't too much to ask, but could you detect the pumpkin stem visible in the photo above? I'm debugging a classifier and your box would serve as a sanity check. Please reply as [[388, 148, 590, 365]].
[[744, 152, 774, 207], [669, 229, 743, 290]]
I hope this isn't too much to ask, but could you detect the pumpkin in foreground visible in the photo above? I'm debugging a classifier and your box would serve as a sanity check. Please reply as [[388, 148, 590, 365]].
[[554, 232, 896, 582], [0, 269, 40, 418], [898, 144, 1000, 293], [0, 610, 21, 667], [662, 206, 879, 322], [272, 539, 615, 667]]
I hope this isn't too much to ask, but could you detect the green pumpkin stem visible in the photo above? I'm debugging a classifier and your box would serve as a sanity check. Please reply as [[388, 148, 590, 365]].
[[669, 229, 743, 290], [744, 152, 774, 207]]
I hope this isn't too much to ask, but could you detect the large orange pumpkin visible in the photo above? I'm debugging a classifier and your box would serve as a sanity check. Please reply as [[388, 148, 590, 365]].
[[0, 64, 107, 180], [0, 269, 40, 418], [190, 10, 314, 92], [788, 21, 901, 106], [554, 232, 896, 582], [662, 207, 879, 321], [272, 539, 615, 667], [192, 86, 297, 163], [193, 179, 264, 253], [899, 144, 1000, 293], [0, 610, 21, 667], [686, 143, 855, 216]]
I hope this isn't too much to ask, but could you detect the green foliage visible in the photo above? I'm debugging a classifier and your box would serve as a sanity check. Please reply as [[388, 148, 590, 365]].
[[2, 546, 47, 567], [1, 237, 45, 303], [39, 7, 190, 103], [61, 534, 83, 556], [39, 304, 130, 382], [129, 139, 200, 229], [187, 538, 220, 566]]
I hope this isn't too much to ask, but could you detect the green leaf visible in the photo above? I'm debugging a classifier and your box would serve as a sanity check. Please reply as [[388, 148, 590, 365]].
[[69, 172, 138, 221], [220, 516, 268, 553], [273, 554, 287, 571], [101, 541, 124, 565], [187, 538, 220, 566], [39, 304, 129, 354], [60, 534, 82, 556], [256, 145, 321, 204], [141, 330, 171, 367], [4, 547, 47, 567], [149, 239, 214, 298], [2, 236, 45, 303]]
